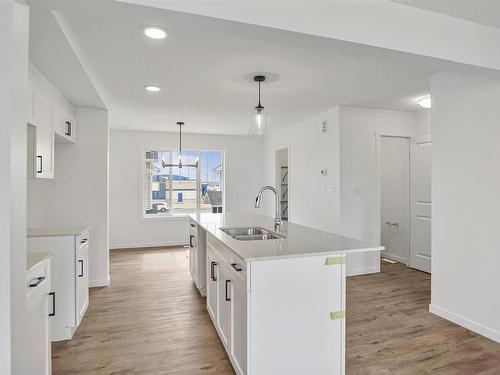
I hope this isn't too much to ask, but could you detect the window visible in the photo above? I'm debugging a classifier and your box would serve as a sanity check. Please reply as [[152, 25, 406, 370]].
[[143, 150, 224, 217]]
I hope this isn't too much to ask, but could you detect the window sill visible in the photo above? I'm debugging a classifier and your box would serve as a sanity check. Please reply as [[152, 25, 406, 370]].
[[138, 214, 192, 223]]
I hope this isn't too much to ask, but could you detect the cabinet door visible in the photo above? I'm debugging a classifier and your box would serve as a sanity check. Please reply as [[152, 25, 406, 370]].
[[26, 293, 51, 375], [189, 233, 197, 284], [231, 282, 247, 375], [76, 244, 89, 325], [217, 267, 232, 349], [33, 94, 54, 179], [53, 107, 76, 144], [206, 250, 218, 321]]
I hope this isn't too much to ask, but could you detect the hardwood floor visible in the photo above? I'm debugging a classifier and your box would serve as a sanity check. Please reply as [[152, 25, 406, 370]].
[[52, 248, 500, 374]]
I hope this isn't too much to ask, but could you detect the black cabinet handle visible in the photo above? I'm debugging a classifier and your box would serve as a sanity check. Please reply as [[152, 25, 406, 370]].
[[29, 276, 45, 288], [231, 263, 242, 272], [189, 235, 194, 248], [210, 261, 217, 281], [80, 239, 88, 244], [78, 259, 84, 277], [49, 292, 55, 317], [36, 155, 42, 173], [190, 223, 196, 228], [65, 121, 72, 136], [225, 280, 231, 301]]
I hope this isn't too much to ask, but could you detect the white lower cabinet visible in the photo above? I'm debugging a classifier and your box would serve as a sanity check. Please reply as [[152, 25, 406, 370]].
[[76, 242, 89, 326], [230, 281, 247, 374], [189, 219, 206, 296], [206, 234, 346, 375], [28, 228, 90, 341], [206, 250, 218, 321], [217, 267, 232, 349], [26, 255, 52, 375]]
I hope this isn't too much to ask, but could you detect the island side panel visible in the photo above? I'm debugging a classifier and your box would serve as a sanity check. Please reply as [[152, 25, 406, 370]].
[[248, 254, 346, 375]]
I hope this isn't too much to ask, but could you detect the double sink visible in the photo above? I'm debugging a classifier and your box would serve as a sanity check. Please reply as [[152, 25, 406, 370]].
[[220, 226, 285, 241]]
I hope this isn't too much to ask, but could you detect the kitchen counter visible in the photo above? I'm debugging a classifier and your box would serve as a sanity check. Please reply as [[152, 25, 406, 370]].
[[27, 226, 91, 237], [27, 252, 53, 271], [189, 212, 383, 261]]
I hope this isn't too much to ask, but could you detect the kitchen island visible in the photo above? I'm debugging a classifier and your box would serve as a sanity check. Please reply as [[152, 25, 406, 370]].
[[189, 212, 383, 375]]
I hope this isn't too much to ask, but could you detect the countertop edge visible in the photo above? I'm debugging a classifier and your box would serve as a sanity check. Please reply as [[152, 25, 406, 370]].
[[27, 225, 92, 238]]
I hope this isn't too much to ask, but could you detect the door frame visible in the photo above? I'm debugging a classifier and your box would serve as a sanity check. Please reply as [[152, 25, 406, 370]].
[[409, 134, 432, 272], [275, 145, 291, 220], [375, 131, 412, 265]]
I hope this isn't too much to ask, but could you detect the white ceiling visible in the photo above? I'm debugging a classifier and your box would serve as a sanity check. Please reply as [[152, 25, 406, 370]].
[[393, 0, 500, 29], [28, 5, 105, 109], [26, 0, 500, 135]]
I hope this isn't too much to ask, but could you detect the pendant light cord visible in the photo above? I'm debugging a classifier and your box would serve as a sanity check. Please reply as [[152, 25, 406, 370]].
[[258, 81, 262, 107]]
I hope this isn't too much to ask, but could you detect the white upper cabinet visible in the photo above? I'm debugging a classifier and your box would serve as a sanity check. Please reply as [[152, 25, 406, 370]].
[[29, 92, 55, 179], [53, 106, 76, 144]]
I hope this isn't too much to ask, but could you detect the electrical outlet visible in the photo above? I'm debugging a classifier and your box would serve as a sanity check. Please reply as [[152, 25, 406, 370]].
[[321, 120, 327, 134], [328, 184, 336, 194]]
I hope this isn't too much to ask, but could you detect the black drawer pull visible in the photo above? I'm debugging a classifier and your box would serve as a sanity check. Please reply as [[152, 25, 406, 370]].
[[225, 280, 231, 301], [231, 263, 242, 272], [210, 261, 217, 281], [78, 259, 84, 277], [49, 292, 56, 317], [80, 239, 88, 244], [29, 276, 45, 288], [36, 155, 42, 173], [65, 121, 72, 136]]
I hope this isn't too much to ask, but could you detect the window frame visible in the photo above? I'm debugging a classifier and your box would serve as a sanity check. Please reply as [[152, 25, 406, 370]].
[[139, 147, 226, 221]]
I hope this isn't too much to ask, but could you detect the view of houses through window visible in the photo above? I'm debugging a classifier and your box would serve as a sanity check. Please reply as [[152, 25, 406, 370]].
[[144, 150, 224, 217]]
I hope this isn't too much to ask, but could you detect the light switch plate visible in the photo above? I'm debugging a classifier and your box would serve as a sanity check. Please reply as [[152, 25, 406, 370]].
[[353, 185, 362, 195], [320, 168, 328, 176], [328, 184, 335, 193]]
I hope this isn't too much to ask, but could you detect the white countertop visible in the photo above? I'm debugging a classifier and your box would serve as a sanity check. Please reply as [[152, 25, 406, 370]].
[[27, 252, 53, 271], [27, 225, 91, 238], [189, 212, 383, 261]]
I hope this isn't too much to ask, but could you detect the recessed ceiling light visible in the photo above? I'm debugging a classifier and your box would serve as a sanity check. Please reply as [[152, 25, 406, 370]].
[[144, 85, 161, 92], [417, 95, 431, 109], [143, 26, 167, 40]]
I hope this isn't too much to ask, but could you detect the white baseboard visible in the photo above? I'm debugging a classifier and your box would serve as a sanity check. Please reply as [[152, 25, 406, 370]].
[[380, 252, 407, 264], [109, 241, 186, 249], [429, 304, 500, 343], [90, 275, 110, 288], [347, 266, 380, 277]]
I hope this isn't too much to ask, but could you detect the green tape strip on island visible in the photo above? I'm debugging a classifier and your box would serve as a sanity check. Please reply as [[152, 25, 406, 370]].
[[330, 311, 346, 320], [324, 256, 346, 265]]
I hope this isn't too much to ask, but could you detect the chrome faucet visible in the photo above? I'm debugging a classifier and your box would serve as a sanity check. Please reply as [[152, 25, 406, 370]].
[[255, 185, 282, 230]]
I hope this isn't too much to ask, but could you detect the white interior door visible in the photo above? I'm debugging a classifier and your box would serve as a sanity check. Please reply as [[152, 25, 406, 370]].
[[380, 136, 410, 264], [410, 135, 432, 273]]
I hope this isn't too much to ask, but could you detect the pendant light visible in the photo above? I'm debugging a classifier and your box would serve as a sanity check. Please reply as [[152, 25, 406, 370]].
[[248, 75, 270, 137], [162, 122, 198, 169]]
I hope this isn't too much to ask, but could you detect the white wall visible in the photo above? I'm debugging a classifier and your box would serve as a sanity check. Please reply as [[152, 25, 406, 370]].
[[263, 107, 341, 234], [430, 72, 500, 343], [109, 130, 265, 249], [28, 108, 110, 287], [0, 2, 29, 373], [264, 106, 420, 275], [416, 109, 431, 136], [339, 107, 419, 275]]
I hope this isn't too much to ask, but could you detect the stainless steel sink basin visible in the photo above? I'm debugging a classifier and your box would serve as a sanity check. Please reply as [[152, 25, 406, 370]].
[[220, 226, 285, 241]]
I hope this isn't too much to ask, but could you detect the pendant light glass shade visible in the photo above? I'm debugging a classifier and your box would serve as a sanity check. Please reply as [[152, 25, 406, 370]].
[[248, 75, 270, 138], [248, 107, 270, 138]]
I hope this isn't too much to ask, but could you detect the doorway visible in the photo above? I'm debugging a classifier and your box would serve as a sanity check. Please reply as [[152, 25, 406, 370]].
[[380, 136, 411, 264], [276, 147, 289, 221]]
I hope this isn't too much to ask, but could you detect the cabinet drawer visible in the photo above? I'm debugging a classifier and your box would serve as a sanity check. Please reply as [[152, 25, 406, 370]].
[[207, 235, 246, 282], [77, 230, 90, 250], [27, 260, 50, 304]]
